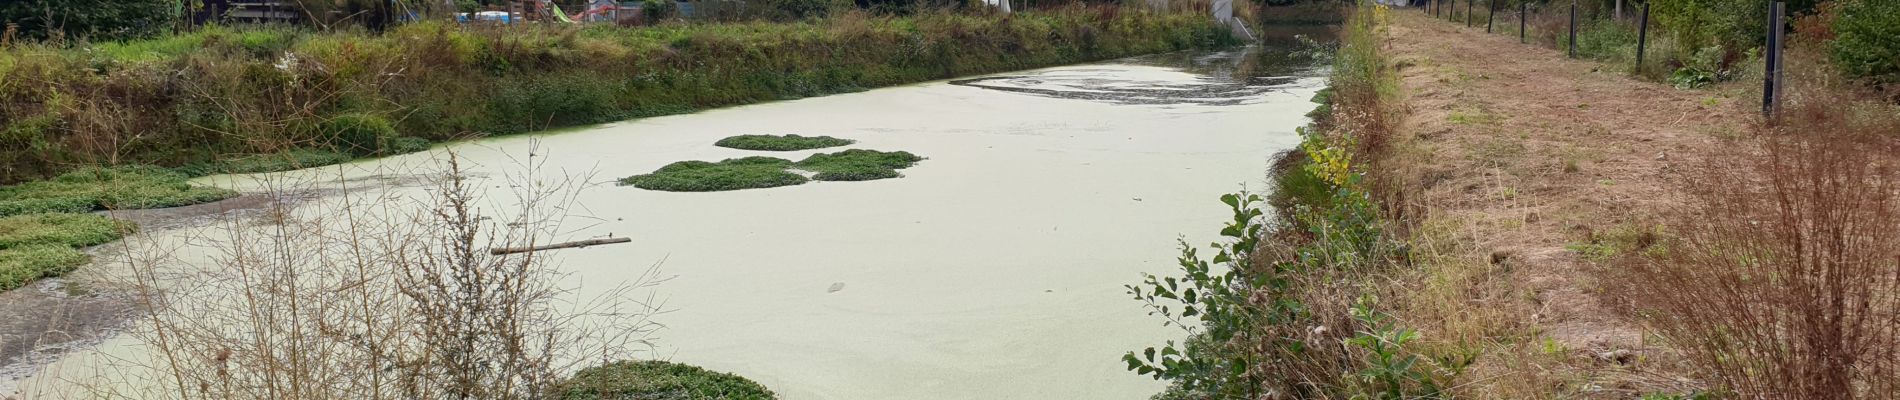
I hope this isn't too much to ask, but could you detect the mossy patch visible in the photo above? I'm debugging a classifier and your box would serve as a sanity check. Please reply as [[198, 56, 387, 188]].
[[0, 245, 90, 291], [0, 213, 130, 291], [714, 134, 854, 151], [793, 149, 923, 182], [619, 157, 808, 192], [0, 166, 237, 216], [0, 213, 132, 249], [558, 360, 777, 400]]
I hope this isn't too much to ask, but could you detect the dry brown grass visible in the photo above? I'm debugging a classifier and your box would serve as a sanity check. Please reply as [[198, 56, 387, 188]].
[[1622, 93, 1900, 398]]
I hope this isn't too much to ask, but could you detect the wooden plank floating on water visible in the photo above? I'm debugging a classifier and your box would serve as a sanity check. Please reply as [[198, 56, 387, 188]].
[[490, 237, 632, 255]]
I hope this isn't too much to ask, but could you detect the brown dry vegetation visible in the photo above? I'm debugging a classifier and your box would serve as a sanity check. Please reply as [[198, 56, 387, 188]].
[[1373, 5, 1900, 398]]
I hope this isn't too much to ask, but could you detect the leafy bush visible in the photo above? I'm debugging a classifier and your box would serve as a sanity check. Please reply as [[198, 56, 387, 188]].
[[0, 213, 130, 250], [619, 157, 808, 192], [0, 0, 177, 41], [0, 244, 90, 291], [1650, 0, 1767, 54], [713, 134, 855, 151], [1831, 0, 1900, 84], [793, 149, 922, 182], [644, 0, 678, 21], [1669, 67, 1716, 89], [0, 165, 237, 215], [558, 360, 776, 400]]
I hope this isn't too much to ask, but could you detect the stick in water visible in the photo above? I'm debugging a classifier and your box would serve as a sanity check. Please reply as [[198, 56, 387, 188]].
[[491, 237, 633, 255]]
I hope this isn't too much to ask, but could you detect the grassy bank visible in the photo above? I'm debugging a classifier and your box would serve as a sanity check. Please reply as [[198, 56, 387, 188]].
[[0, 6, 1234, 182], [1124, 4, 1471, 399]]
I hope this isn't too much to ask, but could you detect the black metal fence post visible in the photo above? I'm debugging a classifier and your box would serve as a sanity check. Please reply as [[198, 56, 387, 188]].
[[1487, 0, 1497, 33], [1636, 2, 1650, 73], [1466, 0, 1474, 27], [1764, 1, 1786, 120], [1520, 2, 1528, 43], [1568, 3, 1577, 58]]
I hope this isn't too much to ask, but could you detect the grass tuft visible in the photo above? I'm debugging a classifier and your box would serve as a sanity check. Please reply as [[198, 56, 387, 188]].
[[714, 134, 854, 151], [558, 360, 776, 400], [793, 149, 923, 182], [619, 157, 807, 192]]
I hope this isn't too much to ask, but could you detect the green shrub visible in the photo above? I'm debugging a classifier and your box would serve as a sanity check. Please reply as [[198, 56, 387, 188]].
[[619, 157, 808, 192], [793, 149, 922, 182], [1832, 0, 1900, 84], [0, 213, 130, 250], [0, 165, 237, 215], [713, 134, 854, 151], [0, 0, 177, 41], [0, 244, 91, 291], [558, 360, 776, 400], [324, 113, 399, 156], [488, 74, 621, 134], [644, 0, 678, 21], [1651, 0, 1767, 53]]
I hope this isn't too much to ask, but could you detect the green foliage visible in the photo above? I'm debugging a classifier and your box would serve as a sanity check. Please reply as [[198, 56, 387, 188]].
[[558, 360, 777, 400], [1670, 67, 1716, 89], [1650, 0, 1767, 53], [1347, 297, 1457, 399], [645, 0, 678, 20], [0, 0, 177, 41], [713, 134, 855, 151], [793, 149, 922, 182], [0, 213, 129, 250], [324, 113, 400, 156], [0, 244, 90, 291], [619, 157, 808, 192], [0, 166, 236, 216], [1831, 0, 1900, 84], [1125, 192, 1273, 398]]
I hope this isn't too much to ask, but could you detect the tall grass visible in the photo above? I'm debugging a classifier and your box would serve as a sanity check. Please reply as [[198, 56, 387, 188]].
[[0, 7, 1232, 182]]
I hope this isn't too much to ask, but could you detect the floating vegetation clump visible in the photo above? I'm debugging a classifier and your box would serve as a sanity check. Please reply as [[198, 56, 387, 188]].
[[618, 157, 809, 192], [0, 166, 237, 217], [623, 150, 924, 191], [795, 149, 925, 182], [558, 360, 777, 400], [714, 134, 855, 151]]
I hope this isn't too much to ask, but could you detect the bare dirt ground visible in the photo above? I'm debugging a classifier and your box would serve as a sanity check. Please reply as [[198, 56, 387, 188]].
[[1382, 9, 1750, 397]]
